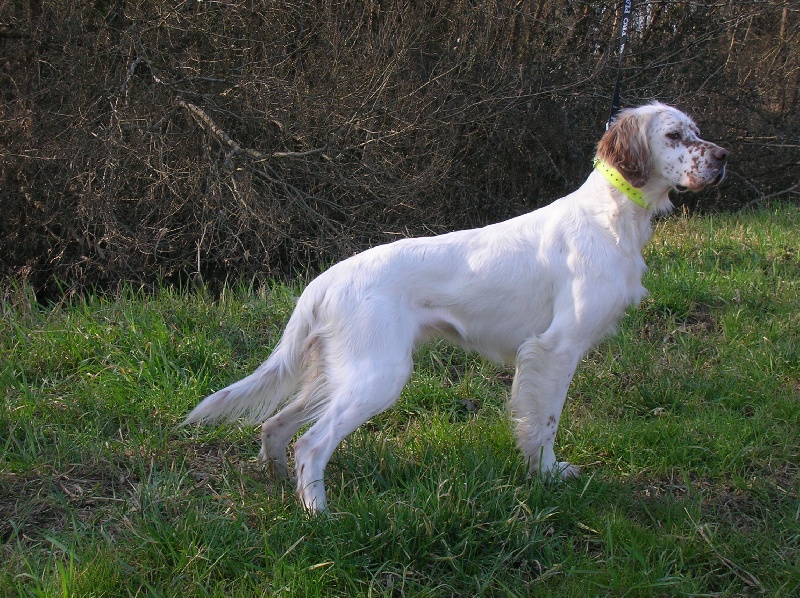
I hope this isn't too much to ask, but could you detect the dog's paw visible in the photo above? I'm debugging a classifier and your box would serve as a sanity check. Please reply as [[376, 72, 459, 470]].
[[553, 461, 581, 479], [528, 460, 581, 482], [260, 455, 291, 480]]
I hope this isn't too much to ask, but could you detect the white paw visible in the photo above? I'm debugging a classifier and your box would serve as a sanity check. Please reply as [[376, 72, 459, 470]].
[[553, 461, 581, 479], [297, 480, 328, 515], [259, 451, 291, 480]]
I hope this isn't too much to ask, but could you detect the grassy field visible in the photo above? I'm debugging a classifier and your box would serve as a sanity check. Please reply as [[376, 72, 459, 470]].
[[2, 205, 799, 597]]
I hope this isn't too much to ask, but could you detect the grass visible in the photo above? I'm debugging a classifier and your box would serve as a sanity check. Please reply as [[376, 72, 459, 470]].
[[2, 204, 799, 597]]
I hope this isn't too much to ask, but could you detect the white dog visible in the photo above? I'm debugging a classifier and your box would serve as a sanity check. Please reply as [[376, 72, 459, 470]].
[[184, 103, 728, 513]]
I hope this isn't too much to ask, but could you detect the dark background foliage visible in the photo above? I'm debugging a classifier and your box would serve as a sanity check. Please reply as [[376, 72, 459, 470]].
[[1, 1, 798, 294]]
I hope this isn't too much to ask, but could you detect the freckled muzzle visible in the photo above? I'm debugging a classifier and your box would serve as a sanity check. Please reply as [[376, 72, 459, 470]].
[[676, 143, 729, 192]]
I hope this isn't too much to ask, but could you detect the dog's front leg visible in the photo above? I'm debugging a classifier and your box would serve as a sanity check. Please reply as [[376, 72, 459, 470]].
[[509, 336, 582, 480]]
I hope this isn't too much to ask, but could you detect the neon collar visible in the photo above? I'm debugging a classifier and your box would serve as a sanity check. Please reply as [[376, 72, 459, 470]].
[[593, 159, 647, 208]]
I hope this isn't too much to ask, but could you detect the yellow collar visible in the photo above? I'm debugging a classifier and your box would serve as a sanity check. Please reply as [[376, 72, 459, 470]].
[[593, 159, 647, 208]]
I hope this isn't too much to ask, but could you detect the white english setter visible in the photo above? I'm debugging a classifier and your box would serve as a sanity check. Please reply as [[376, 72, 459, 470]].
[[184, 103, 728, 513]]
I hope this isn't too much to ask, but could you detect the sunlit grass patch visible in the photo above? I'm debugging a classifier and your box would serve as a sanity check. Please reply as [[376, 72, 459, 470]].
[[2, 206, 799, 596]]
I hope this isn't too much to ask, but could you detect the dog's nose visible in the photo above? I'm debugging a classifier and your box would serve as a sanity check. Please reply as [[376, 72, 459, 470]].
[[713, 146, 729, 163]]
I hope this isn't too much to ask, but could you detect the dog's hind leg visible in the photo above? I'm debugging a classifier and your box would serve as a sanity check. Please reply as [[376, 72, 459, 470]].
[[260, 344, 328, 479], [292, 355, 413, 514], [258, 331, 328, 479], [260, 400, 308, 479]]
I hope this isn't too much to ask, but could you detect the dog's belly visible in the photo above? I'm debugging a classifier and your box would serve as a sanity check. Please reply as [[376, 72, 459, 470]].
[[415, 300, 554, 365]]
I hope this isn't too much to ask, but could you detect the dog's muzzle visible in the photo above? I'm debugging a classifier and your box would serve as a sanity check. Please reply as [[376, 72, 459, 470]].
[[675, 147, 729, 192]]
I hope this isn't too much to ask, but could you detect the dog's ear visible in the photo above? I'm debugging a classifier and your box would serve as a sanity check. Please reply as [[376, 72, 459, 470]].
[[596, 111, 651, 188]]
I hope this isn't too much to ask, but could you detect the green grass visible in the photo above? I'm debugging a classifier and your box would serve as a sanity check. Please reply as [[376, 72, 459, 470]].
[[2, 205, 799, 597]]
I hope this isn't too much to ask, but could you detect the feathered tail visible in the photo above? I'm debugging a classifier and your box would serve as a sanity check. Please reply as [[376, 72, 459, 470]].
[[182, 283, 322, 425]]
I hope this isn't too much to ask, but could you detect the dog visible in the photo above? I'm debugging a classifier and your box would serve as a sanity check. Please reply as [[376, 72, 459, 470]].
[[183, 103, 728, 513]]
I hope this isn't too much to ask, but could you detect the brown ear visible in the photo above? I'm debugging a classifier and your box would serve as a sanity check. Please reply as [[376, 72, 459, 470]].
[[596, 111, 651, 188]]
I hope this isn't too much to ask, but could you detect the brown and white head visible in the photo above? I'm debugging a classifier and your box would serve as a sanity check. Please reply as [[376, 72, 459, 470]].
[[596, 102, 728, 201]]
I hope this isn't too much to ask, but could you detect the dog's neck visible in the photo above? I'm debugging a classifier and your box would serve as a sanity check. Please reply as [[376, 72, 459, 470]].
[[591, 159, 674, 214], [579, 168, 673, 253], [587, 163, 674, 216], [593, 159, 647, 208]]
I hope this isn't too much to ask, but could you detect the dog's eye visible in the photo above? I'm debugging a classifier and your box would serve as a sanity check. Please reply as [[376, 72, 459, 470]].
[[666, 131, 681, 140]]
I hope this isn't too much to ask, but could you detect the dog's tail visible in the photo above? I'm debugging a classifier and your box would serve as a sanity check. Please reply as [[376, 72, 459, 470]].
[[181, 283, 323, 426]]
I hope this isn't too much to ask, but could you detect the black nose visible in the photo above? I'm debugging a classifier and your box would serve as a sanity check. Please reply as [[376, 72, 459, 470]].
[[713, 146, 729, 162]]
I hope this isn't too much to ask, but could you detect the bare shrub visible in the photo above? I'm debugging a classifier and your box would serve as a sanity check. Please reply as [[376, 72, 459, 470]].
[[1, 1, 797, 293]]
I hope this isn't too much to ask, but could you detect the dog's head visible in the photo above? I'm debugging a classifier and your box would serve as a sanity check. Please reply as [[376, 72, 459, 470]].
[[597, 103, 728, 192]]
